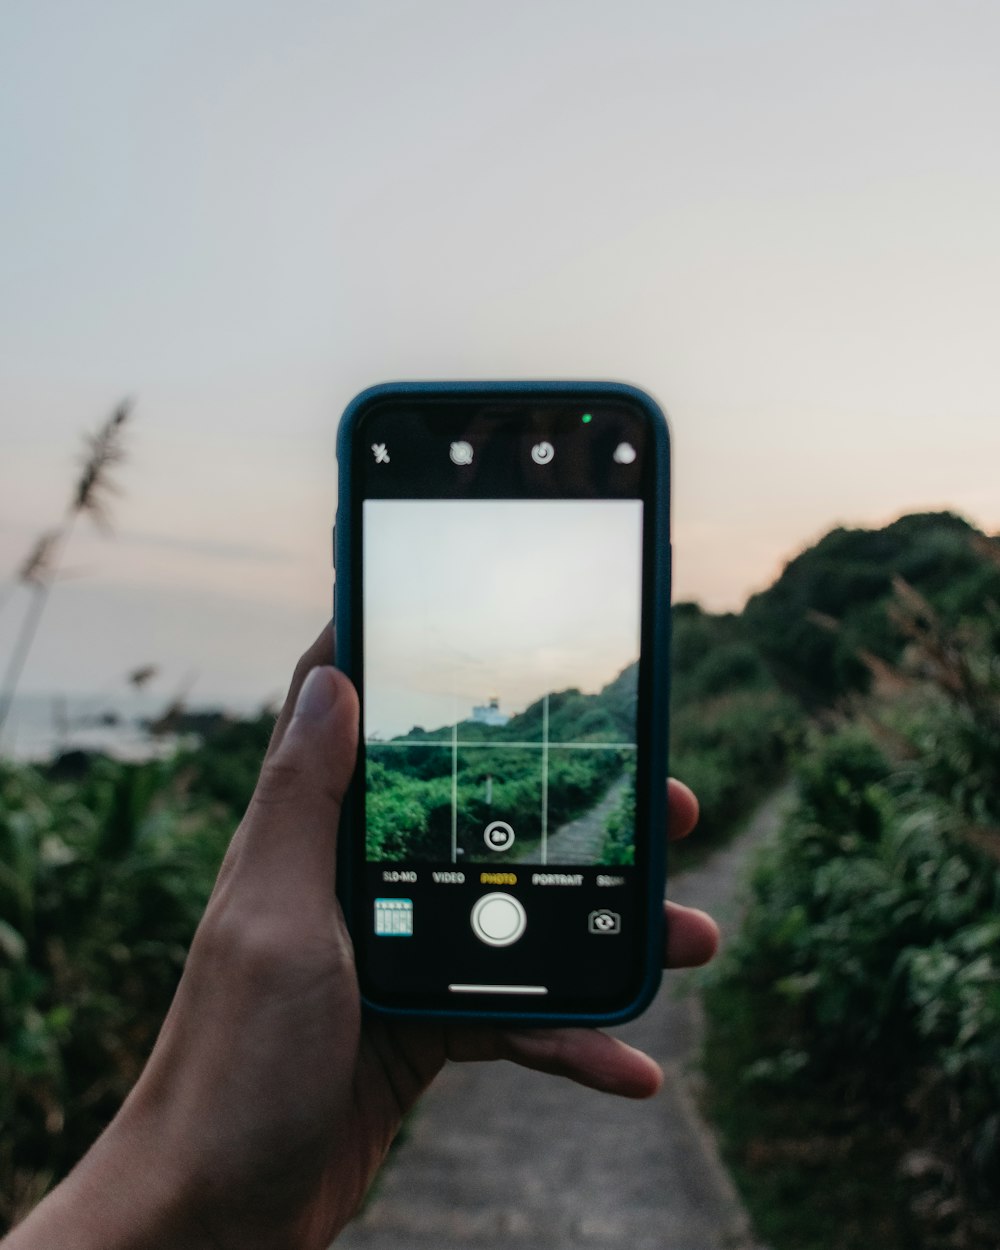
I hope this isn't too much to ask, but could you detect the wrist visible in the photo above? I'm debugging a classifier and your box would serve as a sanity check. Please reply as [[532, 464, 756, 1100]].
[[3, 1116, 206, 1250]]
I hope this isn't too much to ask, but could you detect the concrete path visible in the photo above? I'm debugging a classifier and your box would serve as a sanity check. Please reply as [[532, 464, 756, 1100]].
[[339, 789, 791, 1250], [512, 775, 629, 865]]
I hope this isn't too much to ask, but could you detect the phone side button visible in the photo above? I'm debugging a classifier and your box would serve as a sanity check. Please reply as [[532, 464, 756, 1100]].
[[331, 523, 336, 569]]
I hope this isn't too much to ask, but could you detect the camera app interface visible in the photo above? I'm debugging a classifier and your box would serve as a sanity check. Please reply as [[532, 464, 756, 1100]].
[[355, 403, 652, 1011]]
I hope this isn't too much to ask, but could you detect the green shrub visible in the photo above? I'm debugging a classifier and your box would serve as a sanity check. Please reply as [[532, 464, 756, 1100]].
[[705, 720, 1000, 1246], [600, 765, 636, 865], [670, 689, 802, 842], [0, 758, 229, 1228]]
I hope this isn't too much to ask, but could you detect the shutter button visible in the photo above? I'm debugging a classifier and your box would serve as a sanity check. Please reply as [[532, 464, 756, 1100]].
[[470, 893, 526, 947]]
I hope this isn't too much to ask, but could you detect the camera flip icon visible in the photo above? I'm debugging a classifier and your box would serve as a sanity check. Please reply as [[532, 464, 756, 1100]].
[[588, 908, 621, 935], [483, 820, 515, 852]]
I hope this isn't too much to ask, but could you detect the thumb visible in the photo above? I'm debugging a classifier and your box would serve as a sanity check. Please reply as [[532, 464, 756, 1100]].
[[240, 665, 359, 887]]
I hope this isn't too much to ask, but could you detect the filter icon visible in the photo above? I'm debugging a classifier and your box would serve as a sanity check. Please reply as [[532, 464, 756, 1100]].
[[613, 442, 637, 465]]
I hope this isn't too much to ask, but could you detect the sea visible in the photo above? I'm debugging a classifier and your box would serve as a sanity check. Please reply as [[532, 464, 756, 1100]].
[[0, 691, 263, 764]]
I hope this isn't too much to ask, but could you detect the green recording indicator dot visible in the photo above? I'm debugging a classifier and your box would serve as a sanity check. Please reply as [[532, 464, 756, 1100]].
[[581, 413, 593, 424]]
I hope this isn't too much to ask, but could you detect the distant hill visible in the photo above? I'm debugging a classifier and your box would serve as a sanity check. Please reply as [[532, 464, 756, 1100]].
[[396, 663, 638, 744], [510, 663, 638, 742], [742, 511, 1000, 704], [660, 510, 1000, 841]]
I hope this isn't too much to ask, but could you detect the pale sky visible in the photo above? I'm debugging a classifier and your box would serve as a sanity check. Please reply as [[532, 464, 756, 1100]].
[[364, 500, 642, 739], [2, 1, 999, 703]]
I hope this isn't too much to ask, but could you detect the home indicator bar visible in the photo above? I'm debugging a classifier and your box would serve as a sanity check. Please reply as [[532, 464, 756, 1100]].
[[448, 984, 549, 995]]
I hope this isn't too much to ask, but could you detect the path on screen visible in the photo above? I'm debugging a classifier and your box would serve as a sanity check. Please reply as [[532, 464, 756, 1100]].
[[338, 788, 791, 1250], [513, 773, 629, 864]]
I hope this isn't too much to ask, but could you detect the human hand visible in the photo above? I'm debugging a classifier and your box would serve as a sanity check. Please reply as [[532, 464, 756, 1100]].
[[5, 629, 718, 1250]]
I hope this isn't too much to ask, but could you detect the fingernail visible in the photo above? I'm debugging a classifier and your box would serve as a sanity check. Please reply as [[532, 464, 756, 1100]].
[[294, 666, 339, 721]]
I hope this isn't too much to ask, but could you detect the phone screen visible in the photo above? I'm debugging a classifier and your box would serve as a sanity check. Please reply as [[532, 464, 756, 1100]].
[[342, 391, 666, 1017]]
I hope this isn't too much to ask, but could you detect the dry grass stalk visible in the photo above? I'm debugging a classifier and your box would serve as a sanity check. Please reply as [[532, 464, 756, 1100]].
[[127, 665, 158, 690], [17, 532, 60, 586], [968, 531, 1000, 571], [806, 608, 841, 633], [148, 697, 187, 737], [71, 401, 131, 530], [887, 576, 989, 707], [958, 826, 1000, 864], [0, 401, 133, 739], [856, 647, 913, 696]]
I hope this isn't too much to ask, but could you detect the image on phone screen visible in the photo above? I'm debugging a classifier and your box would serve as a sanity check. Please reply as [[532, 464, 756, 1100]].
[[364, 499, 642, 868]]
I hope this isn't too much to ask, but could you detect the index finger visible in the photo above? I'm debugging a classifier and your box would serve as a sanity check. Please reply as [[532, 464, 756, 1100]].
[[667, 778, 699, 841]]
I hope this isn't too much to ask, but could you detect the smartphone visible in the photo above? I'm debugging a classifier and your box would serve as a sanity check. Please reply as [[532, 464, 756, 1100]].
[[334, 381, 671, 1024]]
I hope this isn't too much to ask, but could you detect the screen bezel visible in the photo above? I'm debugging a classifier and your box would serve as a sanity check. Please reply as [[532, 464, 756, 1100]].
[[334, 381, 671, 1024]]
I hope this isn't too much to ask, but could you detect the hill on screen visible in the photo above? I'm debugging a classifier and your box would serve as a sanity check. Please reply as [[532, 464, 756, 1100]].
[[392, 663, 639, 745]]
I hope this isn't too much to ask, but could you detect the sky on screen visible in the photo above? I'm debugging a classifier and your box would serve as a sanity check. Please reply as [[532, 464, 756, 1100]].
[[363, 500, 642, 739]]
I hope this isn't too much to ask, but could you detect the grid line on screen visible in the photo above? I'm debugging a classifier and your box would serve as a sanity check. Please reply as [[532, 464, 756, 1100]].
[[541, 694, 549, 866]]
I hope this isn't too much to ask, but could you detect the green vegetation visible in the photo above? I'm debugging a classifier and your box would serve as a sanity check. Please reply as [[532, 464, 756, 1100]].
[[366, 674, 636, 863], [669, 603, 803, 862], [703, 523, 1000, 1249], [600, 763, 636, 865], [0, 712, 275, 1229], [0, 756, 232, 1226]]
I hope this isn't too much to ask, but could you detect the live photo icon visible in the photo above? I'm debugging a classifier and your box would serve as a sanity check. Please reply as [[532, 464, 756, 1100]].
[[374, 898, 414, 936]]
